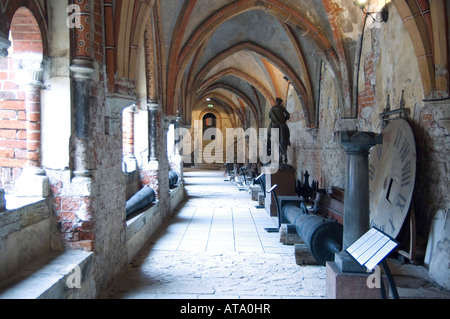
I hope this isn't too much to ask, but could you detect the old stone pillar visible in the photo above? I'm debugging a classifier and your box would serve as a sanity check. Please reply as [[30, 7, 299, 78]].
[[14, 58, 49, 197], [70, 59, 95, 177], [148, 102, 159, 162], [334, 131, 382, 273], [0, 13, 10, 58], [122, 104, 138, 172], [17, 58, 44, 170], [326, 131, 387, 299], [140, 102, 161, 197], [0, 33, 10, 58]]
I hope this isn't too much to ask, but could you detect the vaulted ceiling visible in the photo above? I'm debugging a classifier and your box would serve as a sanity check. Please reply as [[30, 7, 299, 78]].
[[154, 0, 361, 129], [110, 0, 442, 129]]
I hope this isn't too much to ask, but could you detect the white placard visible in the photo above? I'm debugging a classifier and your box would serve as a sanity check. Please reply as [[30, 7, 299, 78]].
[[347, 227, 398, 271]]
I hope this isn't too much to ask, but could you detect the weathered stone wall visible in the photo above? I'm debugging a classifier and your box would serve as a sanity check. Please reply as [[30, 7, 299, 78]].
[[286, 4, 448, 270], [286, 66, 346, 192]]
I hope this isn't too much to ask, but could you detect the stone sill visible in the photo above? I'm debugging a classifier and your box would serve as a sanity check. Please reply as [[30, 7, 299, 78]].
[[0, 250, 94, 299], [0, 196, 49, 238], [4, 194, 45, 211], [126, 184, 183, 237]]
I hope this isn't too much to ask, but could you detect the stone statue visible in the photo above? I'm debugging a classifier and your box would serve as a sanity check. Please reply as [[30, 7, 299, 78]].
[[267, 98, 291, 165]]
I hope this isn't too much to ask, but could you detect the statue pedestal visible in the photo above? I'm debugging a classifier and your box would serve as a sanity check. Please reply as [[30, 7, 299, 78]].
[[264, 168, 296, 217]]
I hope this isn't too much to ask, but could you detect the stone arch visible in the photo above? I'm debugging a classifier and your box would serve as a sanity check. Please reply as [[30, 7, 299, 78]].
[[197, 108, 224, 134], [195, 93, 243, 129], [201, 83, 261, 128], [202, 113, 217, 139], [4, 1, 48, 57], [393, 0, 434, 98], [0, 6, 45, 192], [197, 67, 276, 107], [191, 42, 313, 127]]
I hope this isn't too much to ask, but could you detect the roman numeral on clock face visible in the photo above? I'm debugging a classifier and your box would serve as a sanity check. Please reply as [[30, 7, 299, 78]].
[[396, 193, 407, 211], [401, 159, 412, 188]]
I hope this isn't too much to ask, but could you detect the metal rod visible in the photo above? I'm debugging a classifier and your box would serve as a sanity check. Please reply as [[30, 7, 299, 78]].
[[382, 260, 400, 299], [265, 185, 280, 232]]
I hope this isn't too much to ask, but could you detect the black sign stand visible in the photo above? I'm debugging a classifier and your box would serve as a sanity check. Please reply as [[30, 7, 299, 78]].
[[346, 227, 400, 299], [265, 184, 280, 233], [255, 174, 266, 209]]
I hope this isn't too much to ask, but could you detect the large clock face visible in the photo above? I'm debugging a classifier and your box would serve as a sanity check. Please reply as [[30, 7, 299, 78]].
[[369, 119, 417, 239]]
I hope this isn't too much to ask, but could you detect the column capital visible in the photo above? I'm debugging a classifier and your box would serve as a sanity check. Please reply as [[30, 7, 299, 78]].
[[15, 56, 44, 87], [147, 102, 161, 111], [338, 131, 383, 154], [0, 35, 11, 57]]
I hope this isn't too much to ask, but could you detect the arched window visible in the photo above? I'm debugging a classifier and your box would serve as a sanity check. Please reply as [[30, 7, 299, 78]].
[[203, 113, 217, 140], [0, 7, 43, 193]]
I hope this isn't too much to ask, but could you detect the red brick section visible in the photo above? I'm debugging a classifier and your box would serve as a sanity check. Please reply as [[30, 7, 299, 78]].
[[0, 62, 27, 186], [23, 84, 41, 168], [9, 8, 43, 55], [53, 192, 95, 251], [358, 51, 377, 112], [72, 0, 92, 59], [104, 0, 116, 91], [123, 109, 135, 156], [93, 0, 105, 64]]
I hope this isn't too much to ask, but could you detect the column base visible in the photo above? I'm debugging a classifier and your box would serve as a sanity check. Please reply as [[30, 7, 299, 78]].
[[326, 261, 388, 299], [334, 250, 367, 273]]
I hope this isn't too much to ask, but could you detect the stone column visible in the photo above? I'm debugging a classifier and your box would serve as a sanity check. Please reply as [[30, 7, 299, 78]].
[[326, 131, 387, 300], [122, 104, 138, 172], [0, 33, 10, 57], [70, 59, 95, 177], [148, 102, 159, 162], [16, 59, 44, 170], [335, 131, 382, 273], [174, 114, 181, 157], [14, 58, 49, 197], [140, 102, 160, 196], [0, 14, 10, 57]]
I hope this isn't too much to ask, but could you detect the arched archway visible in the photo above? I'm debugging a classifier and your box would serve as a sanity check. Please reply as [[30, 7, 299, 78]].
[[202, 113, 217, 140], [0, 6, 44, 192]]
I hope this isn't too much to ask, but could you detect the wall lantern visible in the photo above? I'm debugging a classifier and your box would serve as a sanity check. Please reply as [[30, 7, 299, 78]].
[[354, 0, 389, 23]]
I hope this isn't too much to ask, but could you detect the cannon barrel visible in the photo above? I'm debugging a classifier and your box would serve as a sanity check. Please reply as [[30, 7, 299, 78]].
[[282, 203, 343, 266], [169, 171, 179, 188], [126, 186, 156, 217]]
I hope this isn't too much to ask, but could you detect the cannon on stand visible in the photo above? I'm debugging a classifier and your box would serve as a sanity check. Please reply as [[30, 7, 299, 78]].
[[126, 186, 156, 218], [270, 181, 343, 266], [282, 202, 343, 266], [169, 171, 179, 188], [126, 171, 180, 218]]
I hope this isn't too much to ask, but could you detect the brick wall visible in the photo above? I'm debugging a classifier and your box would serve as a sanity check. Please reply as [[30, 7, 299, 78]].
[[0, 58, 27, 190], [9, 8, 43, 55]]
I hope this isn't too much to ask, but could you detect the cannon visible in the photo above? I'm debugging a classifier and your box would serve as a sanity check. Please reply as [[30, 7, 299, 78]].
[[126, 186, 156, 217], [282, 203, 343, 266], [169, 171, 179, 188]]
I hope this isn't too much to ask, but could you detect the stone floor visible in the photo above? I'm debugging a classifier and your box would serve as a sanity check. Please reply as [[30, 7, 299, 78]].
[[102, 169, 450, 300]]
